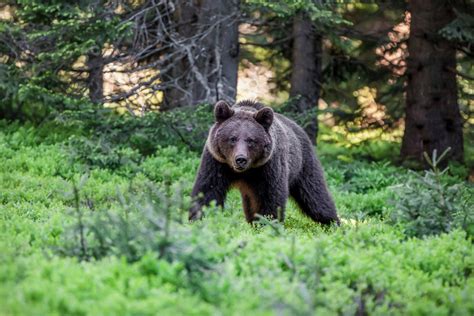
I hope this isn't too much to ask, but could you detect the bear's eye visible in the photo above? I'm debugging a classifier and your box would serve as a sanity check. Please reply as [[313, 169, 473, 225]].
[[246, 138, 256, 145], [229, 136, 238, 144]]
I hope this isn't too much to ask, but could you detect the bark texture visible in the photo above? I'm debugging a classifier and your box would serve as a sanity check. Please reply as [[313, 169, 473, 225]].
[[401, 0, 463, 165], [289, 11, 322, 144], [162, 0, 239, 110], [87, 51, 104, 103]]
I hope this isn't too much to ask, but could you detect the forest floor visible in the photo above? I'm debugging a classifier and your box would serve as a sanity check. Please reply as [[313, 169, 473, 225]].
[[1, 122, 473, 315]]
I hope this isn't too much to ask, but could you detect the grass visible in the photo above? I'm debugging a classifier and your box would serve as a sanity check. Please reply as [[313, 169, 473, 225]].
[[1, 122, 473, 315]]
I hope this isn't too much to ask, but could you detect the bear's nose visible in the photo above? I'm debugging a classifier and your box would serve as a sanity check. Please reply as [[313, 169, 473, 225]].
[[235, 156, 248, 168]]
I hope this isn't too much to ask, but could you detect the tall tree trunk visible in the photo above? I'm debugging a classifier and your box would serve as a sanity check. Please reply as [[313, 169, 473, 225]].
[[401, 0, 463, 165], [160, 0, 196, 111], [162, 0, 239, 110], [86, 51, 104, 104], [289, 11, 322, 144], [212, 0, 240, 104]]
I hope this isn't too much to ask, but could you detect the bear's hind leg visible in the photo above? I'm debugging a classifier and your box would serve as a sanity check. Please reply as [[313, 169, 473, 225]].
[[290, 160, 339, 225]]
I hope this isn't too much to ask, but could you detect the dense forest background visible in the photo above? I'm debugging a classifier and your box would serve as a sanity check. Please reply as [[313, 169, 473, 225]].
[[1, 0, 473, 166], [1, 1, 474, 315]]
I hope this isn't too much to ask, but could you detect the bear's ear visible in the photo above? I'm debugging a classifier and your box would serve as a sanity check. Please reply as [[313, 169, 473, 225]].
[[214, 101, 234, 123], [254, 107, 274, 130]]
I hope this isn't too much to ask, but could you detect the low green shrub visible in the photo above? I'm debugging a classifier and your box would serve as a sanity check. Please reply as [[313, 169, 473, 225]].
[[2, 122, 474, 315], [59, 103, 213, 154], [390, 149, 474, 238], [56, 104, 212, 171], [56, 174, 226, 288], [66, 135, 143, 172]]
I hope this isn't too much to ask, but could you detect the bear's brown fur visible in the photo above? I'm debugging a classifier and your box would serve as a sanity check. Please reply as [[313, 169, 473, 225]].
[[190, 100, 339, 225]]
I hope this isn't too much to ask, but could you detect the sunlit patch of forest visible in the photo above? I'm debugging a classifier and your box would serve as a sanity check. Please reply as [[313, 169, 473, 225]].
[[1, 1, 473, 315]]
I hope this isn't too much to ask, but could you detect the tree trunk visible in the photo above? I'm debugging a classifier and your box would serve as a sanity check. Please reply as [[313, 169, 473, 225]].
[[212, 0, 240, 104], [401, 0, 463, 165], [160, 0, 196, 110], [289, 11, 322, 144], [86, 52, 104, 104], [162, 0, 239, 110]]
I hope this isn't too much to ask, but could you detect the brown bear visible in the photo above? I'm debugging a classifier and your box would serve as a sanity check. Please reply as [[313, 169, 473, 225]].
[[189, 100, 339, 225]]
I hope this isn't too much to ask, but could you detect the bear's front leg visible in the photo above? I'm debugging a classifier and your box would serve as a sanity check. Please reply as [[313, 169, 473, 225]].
[[254, 179, 288, 222], [245, 166, 289, 222], [190, 148, 230, 221]]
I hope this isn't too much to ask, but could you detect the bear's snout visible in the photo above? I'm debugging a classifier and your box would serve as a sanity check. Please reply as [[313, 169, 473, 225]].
[[231, 140, 251, 172], [235, 155, 249, 170]]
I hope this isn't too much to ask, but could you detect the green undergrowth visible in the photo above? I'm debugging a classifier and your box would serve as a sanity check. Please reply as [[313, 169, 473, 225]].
[[1, 122, 473, 315]]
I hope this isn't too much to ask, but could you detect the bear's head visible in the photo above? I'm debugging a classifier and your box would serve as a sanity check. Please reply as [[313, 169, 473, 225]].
[[207, 100, 274, 173]]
